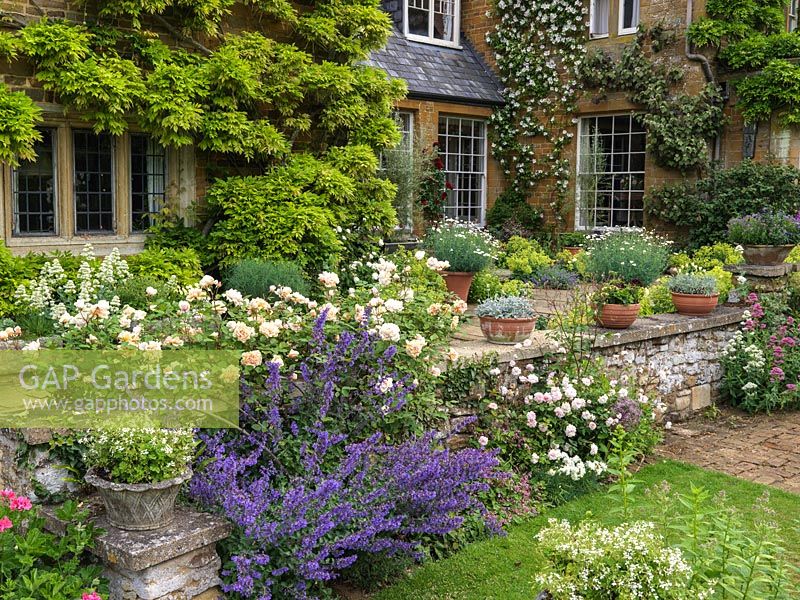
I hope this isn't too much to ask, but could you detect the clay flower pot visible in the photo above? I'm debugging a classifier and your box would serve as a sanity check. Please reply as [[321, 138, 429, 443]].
[[596, 303, 640, 329], [479, 316, 538, 345], [85, 467, 192, 531], [564, 246, 582, 256], [671, 292, 719, 316], [442, 271, 475, 302], [742, 245, 795, 266]]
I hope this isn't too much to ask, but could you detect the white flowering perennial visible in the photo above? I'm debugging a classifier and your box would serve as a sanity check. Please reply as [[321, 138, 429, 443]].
[[535, 520, 712, 599]]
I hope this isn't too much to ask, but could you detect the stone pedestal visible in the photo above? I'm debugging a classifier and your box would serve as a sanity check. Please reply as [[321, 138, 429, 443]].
[[43, 506, 231, 600], [725, 263, 800, 294]]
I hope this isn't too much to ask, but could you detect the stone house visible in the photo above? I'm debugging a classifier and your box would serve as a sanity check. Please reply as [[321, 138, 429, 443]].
[[562, 0, 800, 231], [2, 0, 800, 257], [367, 0, 506, 226], [371, 0, 800, 232]]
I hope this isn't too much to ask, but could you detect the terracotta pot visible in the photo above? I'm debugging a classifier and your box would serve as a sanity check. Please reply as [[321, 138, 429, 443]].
[[595, 303, 640, 329], [85, 467, 192, 531], [442, 271, 475, 302], [479, 316, 538, 345], [742, 244, 795, 266], [671, 292, 719, 316], [564, 246, 582, 256]]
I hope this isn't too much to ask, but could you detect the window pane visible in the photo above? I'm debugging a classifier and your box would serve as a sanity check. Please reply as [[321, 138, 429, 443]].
[[438, 115, 487, 224], [74, 131, 114, 234], [591, 0, 610, 35], [621, 0, 639, 30], [433, 0, 456, 41], [131, 134, 166, 232], [13, 128, 57, 235], [578, 115, 646, 229], [408, 0, 430, 36]]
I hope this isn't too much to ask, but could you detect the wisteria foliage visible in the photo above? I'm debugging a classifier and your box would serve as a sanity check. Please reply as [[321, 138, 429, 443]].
[[190, 315, 499, 599]]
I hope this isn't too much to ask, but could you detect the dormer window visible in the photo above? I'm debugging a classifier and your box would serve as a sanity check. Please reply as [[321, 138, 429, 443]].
[[405, 0, 460, 47]]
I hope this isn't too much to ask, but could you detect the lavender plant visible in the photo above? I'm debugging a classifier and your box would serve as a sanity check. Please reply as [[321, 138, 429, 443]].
[[189, 315, 499, 599]]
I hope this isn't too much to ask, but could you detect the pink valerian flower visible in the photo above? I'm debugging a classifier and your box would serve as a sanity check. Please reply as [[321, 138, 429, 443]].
[[0, 489, 15, 501], [787, 383, 797, 391], [9, 496, 32, 511], [82, 593, 103, 600], [0, 516, 11, 532], [770, 367, 786, 382]]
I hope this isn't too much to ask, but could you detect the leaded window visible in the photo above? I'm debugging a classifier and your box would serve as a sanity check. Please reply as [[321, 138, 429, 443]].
[[13, 128, 57, 235], [73, 131, 114, 233], [130, 134, 166, 232]]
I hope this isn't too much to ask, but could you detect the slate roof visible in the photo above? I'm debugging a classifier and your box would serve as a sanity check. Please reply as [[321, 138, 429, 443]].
[[367, 29, 505, 106]]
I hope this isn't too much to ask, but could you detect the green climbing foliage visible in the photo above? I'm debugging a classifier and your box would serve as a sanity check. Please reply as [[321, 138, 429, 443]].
[[0, 84, 43, 166], [5, 1, 403, 156], [580, 27, 725, 173], [689, 0, 800, 125]]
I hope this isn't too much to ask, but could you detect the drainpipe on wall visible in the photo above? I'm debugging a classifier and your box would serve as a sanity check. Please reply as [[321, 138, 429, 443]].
[[685, 0, 715, 84], [685, 0, 721, 160]]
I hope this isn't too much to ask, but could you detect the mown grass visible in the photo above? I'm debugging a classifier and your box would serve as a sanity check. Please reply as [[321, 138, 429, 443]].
[[374, 460, 800, 600]]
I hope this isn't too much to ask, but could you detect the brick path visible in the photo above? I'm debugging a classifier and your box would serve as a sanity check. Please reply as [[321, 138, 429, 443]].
[[656, 408, 800, 494]]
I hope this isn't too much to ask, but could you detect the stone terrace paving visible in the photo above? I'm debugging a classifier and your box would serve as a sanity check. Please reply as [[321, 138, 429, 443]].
[[657, 408, 800, 494]]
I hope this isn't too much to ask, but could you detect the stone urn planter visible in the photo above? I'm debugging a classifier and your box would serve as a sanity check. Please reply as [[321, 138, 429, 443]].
[[85, 467, 192, 531], [479, 316, 538, 344], [671, 292, 719, 316], [595, 303, 640, 329], [742, 244, 794, 266], [442, 271, 475, 302]]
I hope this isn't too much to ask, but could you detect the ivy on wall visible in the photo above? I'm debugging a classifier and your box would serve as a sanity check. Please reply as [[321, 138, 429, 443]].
[[580, 27, 726, 173], [486, 0, 586, 223], [689, 0, 800, 125]]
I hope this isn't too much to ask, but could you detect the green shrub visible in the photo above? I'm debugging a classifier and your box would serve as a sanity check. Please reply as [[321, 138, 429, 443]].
[[647, 161, 800, 247], [423, 220, 498, 273], [145, 214, 213, 268], [639, 278, 676, 316], [485, 188, 543, 240], [113, 275, 182, 308], [126, 247, 203, 286], [691, 242, 744, 268], [554, 249, 588, 276], [206, 149, 397, 271], [586, 230, 670, 286], [468, 270, 503, 303], [224, 259, 310, 297], [504, 236, 553, 276]]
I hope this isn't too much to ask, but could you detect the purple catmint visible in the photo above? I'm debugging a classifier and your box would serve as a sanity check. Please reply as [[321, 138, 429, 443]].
[[189, 314, 500, 599]]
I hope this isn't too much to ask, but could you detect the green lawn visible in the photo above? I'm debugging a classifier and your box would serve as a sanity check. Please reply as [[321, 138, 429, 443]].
[[374, 460, 800, 600]]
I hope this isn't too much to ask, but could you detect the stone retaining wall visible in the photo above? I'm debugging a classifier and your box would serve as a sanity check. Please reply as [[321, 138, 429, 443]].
[[452, 307, 745, 421]]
